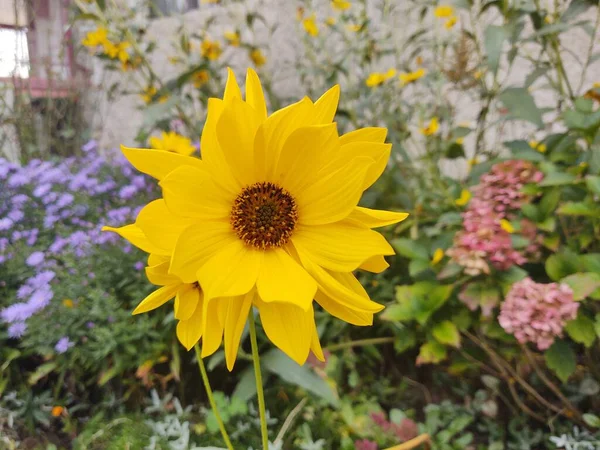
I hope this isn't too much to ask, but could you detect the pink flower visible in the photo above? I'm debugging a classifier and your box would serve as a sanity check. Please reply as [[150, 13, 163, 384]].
[[355, 439, 378, 450], [499, 278, 578, 350]]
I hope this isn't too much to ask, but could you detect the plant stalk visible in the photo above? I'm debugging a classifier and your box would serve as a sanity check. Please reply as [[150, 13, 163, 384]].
[[249, 311, 269, 450]]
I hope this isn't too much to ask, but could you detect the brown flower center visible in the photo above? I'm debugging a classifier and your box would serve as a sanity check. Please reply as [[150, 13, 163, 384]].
[[231, 182, 298, 249]]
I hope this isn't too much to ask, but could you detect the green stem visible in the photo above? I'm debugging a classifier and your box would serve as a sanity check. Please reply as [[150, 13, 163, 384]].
[[193, 344, 233, 450], [249, 311, 269, 450]]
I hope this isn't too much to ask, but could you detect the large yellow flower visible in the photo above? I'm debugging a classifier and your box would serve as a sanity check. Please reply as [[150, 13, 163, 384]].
[[149, 131, 196, 156], [108, 68, 407, 370]]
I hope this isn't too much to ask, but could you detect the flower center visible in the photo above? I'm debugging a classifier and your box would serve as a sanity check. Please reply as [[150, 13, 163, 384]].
[[231, 182, 298, 249]]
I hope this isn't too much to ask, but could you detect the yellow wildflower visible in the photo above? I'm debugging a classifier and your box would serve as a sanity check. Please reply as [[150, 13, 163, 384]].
[[500, 219, 515, 233], [303, 15, 319, 37], [366, 69, 396, 87], [455, 189, 471, 206], [193, 70, 210, 88], [420, 117, 439, 135], [529, 140, 547, 153], [544, 15, 554, 24], [103, 41, 130, 63], [149, 131, 196, 156], [346, 24, 362, 32], [445, 16, 457, 29], [51, 406, 64, 417], [467, 157, 479, 169], [63, 299, 74, 308], [105, 68, 408, 369], [224, 31, 240, 47], [399, 68, 426, 85], [325, 17, 336, 26], [81, 27, 108, 48], [332, 0, 351, 10], [473, 70, 483, 79], [432, 248, 444, 265], [455, 137, 464, 145], [250, 49, 266, 67], [201, 40, 222, 60], [140, 86, 168, 104], [593, 82, 600, 88], [434, 5, 454, 17]]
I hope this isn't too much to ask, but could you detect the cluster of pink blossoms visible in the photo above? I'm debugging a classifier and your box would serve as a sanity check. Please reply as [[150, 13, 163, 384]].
[[498, 277, 578, 350], [447, 160, 544, 276]]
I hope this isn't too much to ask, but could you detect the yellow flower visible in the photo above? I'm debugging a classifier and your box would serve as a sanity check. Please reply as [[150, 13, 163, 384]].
[[455, 137, 464, 145], [399, 68, 426, 85], [63, 299, 74, 308], [149, 131, 196, 156], [51, 406, 64, 417], [346, 24, 362, 32], [529, 140, 546, 153], [593, 82, 600, 88], [103, 41, 130, 63], [473, 70, 483, 79], [105, 68, 408, 370], [445, 16, 457, 29], [432, 248, 444, 265], [81, 27, 108, 48], [193, 70, 210, 88], [201, 40, 222, 60], [332, 0, 351, 10], [326, 17, 336, 26], [467, 157, 479, 169], [250, 49, 266, 67], [420, 117, 439, 135], [500, 219, 515, 233], [365, 69, 396, 87], [141, 86, 168, 104], [544, 15, 554, 24], [455, 189, 471, 206], [224, 31, 240, 47], [303, 15, 319, 37], [434, 5, 454, 17]]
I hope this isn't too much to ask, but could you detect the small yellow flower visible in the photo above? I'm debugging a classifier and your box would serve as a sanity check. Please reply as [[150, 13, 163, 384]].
[[103, 41, 130, 63], [346, 24, 362, 32], [432, 248, 444, 265], [193, 70, 210, 88], [201, 39, 222, 60], [303, 15, 319, 37], [224, 31, 240, 47], [455, 137, 464, 145], [467, 157, 479, 169], [149, 131, 196, 156], [250, 49, 266, 67], [434, 5, 454, 17], [420, 117, 439, 136], [140, 86, 168, 104], [455, 189, 471, 206], [529, 140, 546, 153], [81, 27, 108, 48], [473, 70, 483, 80], [500, 219, 515, 233], [593, 82, 600, 88], [325, 17, 336, 26], [51, 406, 64, 417], [445, 16, 457, 29], [366, 69, 396, 87], [332, 0, 351, 10], [399, 68, 426, 85], [544, 15, 554, 24], [63, 299, 74, 308], [121, 56, 142, 72]]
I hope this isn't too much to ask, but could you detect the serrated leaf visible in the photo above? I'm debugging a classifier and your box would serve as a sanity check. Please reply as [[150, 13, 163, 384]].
[[432, 321, 461, 347], [565, 314, 597, 347], [544, 341, 576, 383]]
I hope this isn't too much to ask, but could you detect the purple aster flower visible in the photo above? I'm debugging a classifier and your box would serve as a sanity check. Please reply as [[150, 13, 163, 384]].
[[134, 261, 144, 271], [8, 173, 29, 188], [1, 302, 35, 323], [0, 218, 13, 231], [131, 175, 146, 189], [56, 193, 74, 208], [7, 322, 27, 338], [29, 287, 53, 310], [7, 210, 24, 222], [17, 284, 33, 299], [118, 185, 137, 200], [55, 337, 74, 354], [11, 231, 22, 241], [26, 230, 38, 246], [31, 270, 55, 286], [49, 238, 68, 253], [26, 251, 45, 267], [86, 321, 95, 329], [33, 183, 52, 198], [82, 140, 98, 153]]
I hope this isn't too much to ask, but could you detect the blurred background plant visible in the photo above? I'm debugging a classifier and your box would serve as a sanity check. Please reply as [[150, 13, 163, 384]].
[[1, 0, 600, 448]]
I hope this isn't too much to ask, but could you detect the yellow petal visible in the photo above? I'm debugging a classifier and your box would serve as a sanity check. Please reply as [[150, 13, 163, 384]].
[[292, 221, 394, 272], [310, 323, 325, 361], [201, 297, 224, 357], [245, 68, 267, 122], [256, 248, 317, 310], [170, 222, 236, 283], [275, 123, 339, 193], [256, 299, 314, 365], [223, 67, 242, 103], [133, 284, 180, 315], [336, 142, 391, 189], [221, 291, 253, 371], [174, 283, 200, 321], [102, 224, 168, 255], [145, 261, 179, 285], [297, 156, 374, 225], [315, 290, 374, 325], [347, 206, 409, 228], [313, 84, 340, 124], [339, 127, 387, 145], [197, 239, 263, 301], [136, 199, 194, 251], [359, 255, 389, 273], [216, 97, 262, 186], [148, 253, 169, 266], [120, 145, 203, 181], [176, 293, 204, 350]]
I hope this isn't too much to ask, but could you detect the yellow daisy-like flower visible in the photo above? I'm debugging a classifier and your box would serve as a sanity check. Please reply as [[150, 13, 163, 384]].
[[445, 16, 457, 29], [63, 299, 74, 308], [455, 189, 471, 206], [325, 17, 336, 26], [140, 86, 168, 104], [529, 140, 546, 153], [149, 131, 196, 156], [82, 27, 109, 48], [455, 137, 464, 145], [224, 31, 240, 47], [303, 14, 319, 37], [366, 69, 397, 87], [105, 68, 407, 370], [346, 24, 362, 32], [201, 40, 222, 60], [420, 117, 439, 135], [332, 0, 351, 10], [193, 70, 210, 88], [399, 68, 426, 85], [434, 5, 454, 17], [250, 49, 267, 67], [103, 41, 130, 64], [499, 219, 515, 233], [431, 248, 444, 265]]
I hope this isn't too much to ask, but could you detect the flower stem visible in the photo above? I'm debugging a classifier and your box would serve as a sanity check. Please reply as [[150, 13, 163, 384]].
[[193, 344, 233, 450], [249, 311, 269, 450]]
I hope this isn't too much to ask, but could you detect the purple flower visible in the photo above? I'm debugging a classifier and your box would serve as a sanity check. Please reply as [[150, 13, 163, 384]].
[[82, 140, 98, 153], [86, 321, 95, 329], [26, 230, 38, 246], [49, 238, 68, 253], [55, 337, 74, 354], [134, 261, 144, 271], [33, 183, 52, 198], [56, 193, 74, 208], [26, 251, 45, 267], [11, 194, 29, 206], [28, 287, 53, 310], [118, 185, 138, 200], [8, 173, 29, 188], [7, 210, 24, 222], [7, 322, 27, 338], [0, 218, 13, 231], [1, 302, 35, 323]]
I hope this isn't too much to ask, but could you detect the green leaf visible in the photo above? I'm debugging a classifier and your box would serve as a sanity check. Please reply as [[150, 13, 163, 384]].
[[409, 258, 431, 277], [386, 283, 453, 325], [498, 87, 544, 128], [557, 202, 600, 217], [390, 238, 429, 260], [445, 142, 465, 159], [544, 341, 576, 383], [539, 172, 577, 186], [563, 108, 600, 131], [416, 341, 447, 365], [545, 250, 581, 281], [561, 273, 600, 300], [595, 314, 600, 337], [484, 25, 506, 74], [565, 314, 597, 347], [261, 349, 339, 406], [538, 188, 561, 217], [583, 413, 600, 428], [432, 321, 461, 348], [586, 175, 600, 194], [28, 362, 58, 385], [232, 366, 260, 402]]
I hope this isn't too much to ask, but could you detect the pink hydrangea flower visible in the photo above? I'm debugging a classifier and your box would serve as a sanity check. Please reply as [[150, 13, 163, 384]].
[[498, 278, 579, 350], [355, 439, 378, 450]]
